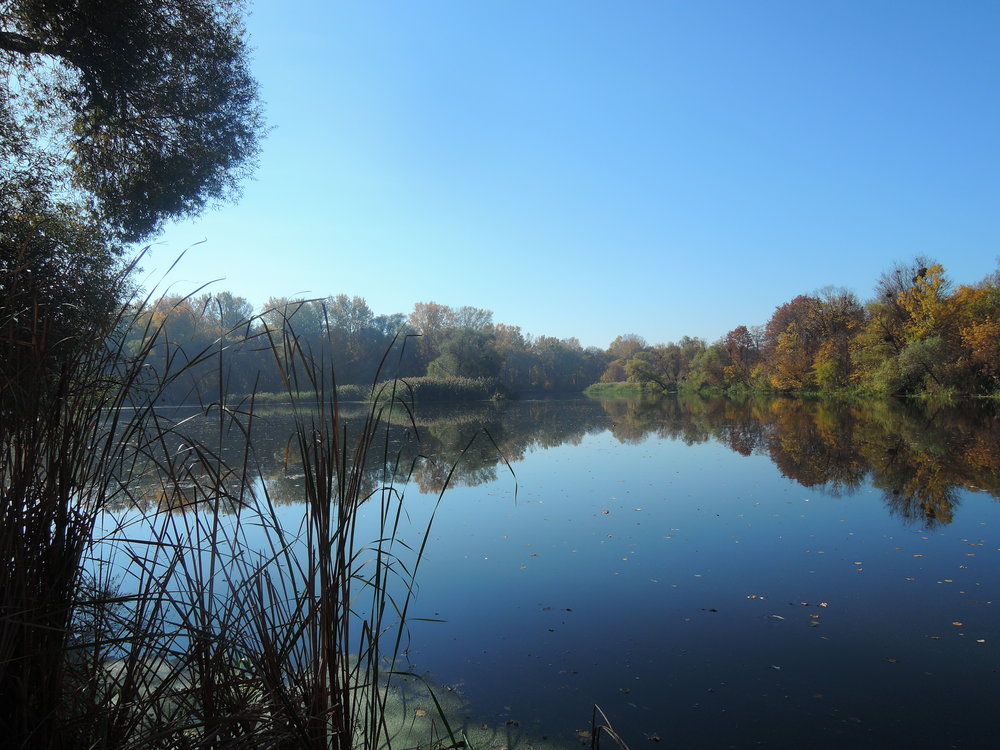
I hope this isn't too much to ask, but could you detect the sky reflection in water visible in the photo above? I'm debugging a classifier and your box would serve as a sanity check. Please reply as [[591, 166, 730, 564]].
[[124, 397, 1000, 748], [351, 398, 999, 749]]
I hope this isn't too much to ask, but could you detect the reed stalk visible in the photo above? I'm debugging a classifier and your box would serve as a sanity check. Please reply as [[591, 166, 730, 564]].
[[0, 272, 467, 748]]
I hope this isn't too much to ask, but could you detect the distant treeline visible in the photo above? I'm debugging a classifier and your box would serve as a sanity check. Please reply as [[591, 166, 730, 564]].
[[604, 258, 1000, 398], [127, 258, 999, 402], [125, 295, 606, 403]]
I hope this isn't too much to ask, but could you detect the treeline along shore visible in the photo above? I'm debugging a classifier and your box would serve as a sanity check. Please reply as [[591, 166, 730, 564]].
[[133, 257, 999, 403]]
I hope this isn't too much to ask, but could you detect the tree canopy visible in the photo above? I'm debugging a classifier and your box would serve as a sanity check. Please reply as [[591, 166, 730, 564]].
[[0, 0, 265, 243]]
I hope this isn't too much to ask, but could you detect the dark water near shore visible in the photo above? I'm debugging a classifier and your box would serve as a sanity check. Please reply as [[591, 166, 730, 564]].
[[114, 395, 1000, 748]]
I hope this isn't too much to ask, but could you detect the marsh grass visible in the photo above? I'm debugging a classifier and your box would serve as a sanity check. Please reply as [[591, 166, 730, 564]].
[[242, 384, 372, 404], [246, 376, 503, 407], [3, 277, 623, 750], [589, 706, 631, 750], [1, 281, 476, 748], [373, 375, 503, 403], [0, 256, 163, 746]]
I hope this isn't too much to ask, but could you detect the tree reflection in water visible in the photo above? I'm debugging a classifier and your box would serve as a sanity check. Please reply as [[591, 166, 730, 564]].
[[126, 396, 1000, 527]]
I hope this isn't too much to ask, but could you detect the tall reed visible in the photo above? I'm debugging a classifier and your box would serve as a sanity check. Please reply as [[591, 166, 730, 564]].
[[0, 275, 462, 748], [0, 257, 162, 746]]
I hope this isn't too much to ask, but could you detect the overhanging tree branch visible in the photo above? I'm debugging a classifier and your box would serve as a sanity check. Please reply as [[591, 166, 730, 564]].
[[0, 29, 46, 56]]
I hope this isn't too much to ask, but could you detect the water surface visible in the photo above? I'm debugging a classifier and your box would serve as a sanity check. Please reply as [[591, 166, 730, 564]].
[[117, 396, 1000, 748]]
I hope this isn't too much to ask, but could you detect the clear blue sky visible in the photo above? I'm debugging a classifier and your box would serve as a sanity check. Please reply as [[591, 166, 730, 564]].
[[150, 0, 1000, 350]]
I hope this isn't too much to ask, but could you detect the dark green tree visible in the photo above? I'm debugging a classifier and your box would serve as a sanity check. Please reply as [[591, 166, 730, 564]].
[[427, 327, 500, 379], [0, 0, 265, 243]]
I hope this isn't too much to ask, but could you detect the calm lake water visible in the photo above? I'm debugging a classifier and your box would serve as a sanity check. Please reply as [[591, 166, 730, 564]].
[[113, 396, 1000, 748]]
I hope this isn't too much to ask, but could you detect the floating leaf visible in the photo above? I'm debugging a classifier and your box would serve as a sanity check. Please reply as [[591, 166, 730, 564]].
[[414, 708, 427, 717], [952, 621, 964, 627]]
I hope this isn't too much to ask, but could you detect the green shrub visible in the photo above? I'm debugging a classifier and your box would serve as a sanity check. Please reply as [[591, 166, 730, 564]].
[[376, 376, 503, 403]]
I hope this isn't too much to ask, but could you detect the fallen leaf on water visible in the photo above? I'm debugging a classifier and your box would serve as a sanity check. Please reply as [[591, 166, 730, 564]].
[[885, 657, 899, 664], [645, 733, 661, 742], [601, 509, 610, 515], [952, 621, 964, 627], [414, 708, 427, 717], [620, 687, 631, 694], [819, 602, 829, 607], [578, 731, 591, 738]]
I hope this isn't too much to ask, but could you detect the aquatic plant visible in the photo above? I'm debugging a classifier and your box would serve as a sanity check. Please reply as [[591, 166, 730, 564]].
[[2, 283, 467, 748]]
